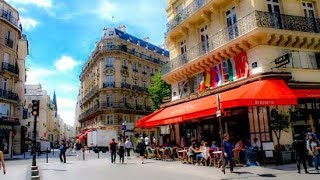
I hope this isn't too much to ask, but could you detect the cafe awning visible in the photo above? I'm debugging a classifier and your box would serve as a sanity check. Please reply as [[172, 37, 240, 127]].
[[140, 95, 218, 128], [292, 89, 320, 99], [220, 79, 297, 109], [136, 79, 297, 128]]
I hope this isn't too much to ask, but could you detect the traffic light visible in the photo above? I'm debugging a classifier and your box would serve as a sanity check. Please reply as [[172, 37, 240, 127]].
[[31, 100, 40, 116]]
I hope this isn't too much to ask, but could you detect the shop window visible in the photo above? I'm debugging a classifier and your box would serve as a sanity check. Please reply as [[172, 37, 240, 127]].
[[248, 107, 271, 144]]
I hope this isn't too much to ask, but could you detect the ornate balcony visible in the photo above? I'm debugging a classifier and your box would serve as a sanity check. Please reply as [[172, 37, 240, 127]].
[[163, 11, 320, 76], [103, 82, 115, 88], [2, 62, 19, 76], [0, 9, 20, 28], [0, 88, 19, 102], [81, 86, 98, 104], [167, 0, 210, 33], [121, 82, 131, 89]]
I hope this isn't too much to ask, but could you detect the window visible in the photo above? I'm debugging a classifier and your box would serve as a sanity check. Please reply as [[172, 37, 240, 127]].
[[151, 68, 155, 75], [6, 31, 11, 40], [180, 40, 187, 55], [122, 77, 127, 84], [108, 31, 114, 36], [106, 95, 113, 107], [106, 42, 113, 49], [4, 53, 10, 63], [302, 1, 315, 18], [135, 97, 138, 108], [123, 115, 130, 123], [226, 7, 238, 40], [123, 59, 128, 68], [142, 82, 146, 90], [0, 103, 10, 116], [2, 79, 8, 91], [143, 100, 147, 109], [267, 0, 281, 14], [107, 115, 114, 124], [105, 57, 113, 67], [123, 95, 128, 106], [133, 62, 138, 72], [200, 26, 209, 53], [142, 65, 147, 74]]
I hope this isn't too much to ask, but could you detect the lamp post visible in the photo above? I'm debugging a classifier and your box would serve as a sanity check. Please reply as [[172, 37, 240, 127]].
[[31, 100, 40, 167], [216, 94, 223, 149]]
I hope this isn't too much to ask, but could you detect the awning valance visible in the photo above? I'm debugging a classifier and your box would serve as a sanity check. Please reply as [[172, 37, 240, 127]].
[[292, 89, 320, 99]]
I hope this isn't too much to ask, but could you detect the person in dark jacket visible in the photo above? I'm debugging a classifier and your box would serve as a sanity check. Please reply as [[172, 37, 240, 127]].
[[136, 137, 146, 164], [292, 134, 308, 174], [59, 140, 67, 163], [221, 133, 234, 174]]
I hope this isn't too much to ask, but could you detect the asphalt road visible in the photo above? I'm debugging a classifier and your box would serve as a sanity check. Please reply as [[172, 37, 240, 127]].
[[1, 152, 320, 180]]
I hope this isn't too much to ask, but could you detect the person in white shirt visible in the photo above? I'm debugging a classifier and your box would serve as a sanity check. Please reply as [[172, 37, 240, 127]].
[[144, 137, 150, 146], [125, 139, 133, 157]]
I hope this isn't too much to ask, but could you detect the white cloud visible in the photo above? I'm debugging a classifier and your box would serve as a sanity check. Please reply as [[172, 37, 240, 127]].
[[55, 55, 79, 72], [57, 98, 77, 110], [20, 17, 39, 31], [26, 67, 55, 84], [6, 0, 52, 8], [59, 109, 75, 126], [58, 84, 78, 93], [95, 0, 117, 20]]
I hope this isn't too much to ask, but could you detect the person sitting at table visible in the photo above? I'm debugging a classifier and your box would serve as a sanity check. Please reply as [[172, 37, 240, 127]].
[[211, 141, 219, 151], [194, 143, 205, 166], [234, 139, 246, 164], [198, 142, 211, 166], [187, 142, 196, 164]]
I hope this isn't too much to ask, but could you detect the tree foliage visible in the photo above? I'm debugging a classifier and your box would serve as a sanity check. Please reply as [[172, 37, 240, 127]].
[[269, 109, 290, 150], [148, 72, 171, 110]]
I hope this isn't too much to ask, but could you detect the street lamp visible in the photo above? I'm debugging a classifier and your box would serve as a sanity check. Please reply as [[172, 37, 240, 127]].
[[31, 100, 40, 167], [216, 93, 223, 150]]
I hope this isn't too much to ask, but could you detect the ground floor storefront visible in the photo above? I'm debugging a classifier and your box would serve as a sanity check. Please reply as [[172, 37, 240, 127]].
[[136, 79, 320, 164]]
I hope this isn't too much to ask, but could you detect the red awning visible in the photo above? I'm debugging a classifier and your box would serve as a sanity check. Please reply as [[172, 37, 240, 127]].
[[135, 108, 164, 128], [141, 95, 218, 128], [292, 89, 320, 99], [220, 79, 297, 108]]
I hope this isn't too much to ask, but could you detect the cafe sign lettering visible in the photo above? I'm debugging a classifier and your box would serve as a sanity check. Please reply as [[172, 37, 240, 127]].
[[274, 53, 290, 68], [0, 125, 12, 130]]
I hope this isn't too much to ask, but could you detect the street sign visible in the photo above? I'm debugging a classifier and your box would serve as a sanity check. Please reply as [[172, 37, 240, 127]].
[[121, 125, 126, 131], [216, 110, 221, 117]]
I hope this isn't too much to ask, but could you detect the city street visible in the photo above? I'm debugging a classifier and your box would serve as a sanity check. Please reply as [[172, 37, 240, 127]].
[[1, 152, 320, 180]]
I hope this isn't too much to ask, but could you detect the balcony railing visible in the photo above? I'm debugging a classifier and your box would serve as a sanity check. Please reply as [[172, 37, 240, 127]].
[[0, 89, 19, 101], [2, 62, 19, 75], [122, 65, 128, 69], [167, 0, 210, 32], [79, 105, 99, 120], [132, 85, 143, 91], [163, 11, 320, 75], [82, 86, 98, 103], [121, 82, 131, 89], [5, 38, 13, 48], [105, 64, 114, 68], [0, 9, 19, 27], [103, 82, 115, 88]]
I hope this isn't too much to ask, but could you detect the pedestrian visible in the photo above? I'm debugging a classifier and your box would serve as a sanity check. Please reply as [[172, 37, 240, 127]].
[[136, 137, 146, 164], [221, 133, 234, 174], [118, 139, 125, 164], [109, 138, 118, 164], [125, 138, 133, 157], [292, 134, 309, 174], [307, 133, 320, 172], [59, 140, 67, 163], [74, 139, 83, 160], [0, 150, 6, 175]]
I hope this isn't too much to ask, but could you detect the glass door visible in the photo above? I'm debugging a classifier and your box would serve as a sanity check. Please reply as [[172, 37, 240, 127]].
[[303, 1, 317, 32], [200, 25, 209, 53], [226, 7, 239, 40], [267, 0, 282, 28]]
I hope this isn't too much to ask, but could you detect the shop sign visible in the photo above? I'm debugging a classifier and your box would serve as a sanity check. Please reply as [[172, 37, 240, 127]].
[[254, 100, 275, 106], [274, 53, 290, 68]]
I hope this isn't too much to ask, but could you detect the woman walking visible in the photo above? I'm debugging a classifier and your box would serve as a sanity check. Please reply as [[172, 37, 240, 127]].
[[221, 133, 234, 174], [0, 150, 6, 175], [118, 139, 125, 164]]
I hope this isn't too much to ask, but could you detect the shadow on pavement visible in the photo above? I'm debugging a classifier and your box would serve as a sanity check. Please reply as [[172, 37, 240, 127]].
[[257, 174, 277, 177], [41, 168, 68, 172], [232, 171, 253, 175]]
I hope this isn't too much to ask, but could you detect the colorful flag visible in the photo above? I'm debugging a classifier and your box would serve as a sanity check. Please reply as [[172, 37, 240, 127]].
[[234, 52, 249, 78], [227, 58, 235, 81], [205, 69, 211, 87], [221, 61, 229, 82]]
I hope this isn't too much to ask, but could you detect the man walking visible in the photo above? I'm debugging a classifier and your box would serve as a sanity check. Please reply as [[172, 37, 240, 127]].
[[125, 138, 133, 157], [59, 140, 67, 163], [109, 138, 118, 164], [292, 134, 308, 173], [136, 137, 146, 164]]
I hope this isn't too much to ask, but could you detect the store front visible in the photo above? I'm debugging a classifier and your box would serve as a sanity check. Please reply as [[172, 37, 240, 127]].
[[0, 124, 13, 159]]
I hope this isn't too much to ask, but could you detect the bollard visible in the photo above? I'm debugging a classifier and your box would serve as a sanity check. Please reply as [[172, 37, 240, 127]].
[[46, 148, 48, 163], [98, 150, 100, 159], [83, 149, 85, 160], [24, 151, 26, 159], [52, 148, 54, 156]]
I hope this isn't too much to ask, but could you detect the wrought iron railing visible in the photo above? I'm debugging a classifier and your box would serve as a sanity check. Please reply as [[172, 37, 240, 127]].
[[163, 11, 320, 75], [103, 82, 115, 88], [121, 82, 131, 89], [2, 62, 19, 75], [0, 88, 19, 101], [82, 86, 98, 103], [79, 105, 99, 120], [167, 0, 210, 32], [0, 9, 19, 27]]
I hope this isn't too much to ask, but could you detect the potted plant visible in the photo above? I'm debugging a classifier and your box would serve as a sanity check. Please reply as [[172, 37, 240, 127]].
[[270, 109, 291, 165]]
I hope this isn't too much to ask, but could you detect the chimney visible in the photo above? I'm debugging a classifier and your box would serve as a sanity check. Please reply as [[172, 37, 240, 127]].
[[143, 37, 150, 42], [118, 25, 126, 32]]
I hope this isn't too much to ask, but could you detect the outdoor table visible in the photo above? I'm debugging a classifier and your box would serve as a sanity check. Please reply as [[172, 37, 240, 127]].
[[177, 150, 187, 162], [211, 151, 223, 167]]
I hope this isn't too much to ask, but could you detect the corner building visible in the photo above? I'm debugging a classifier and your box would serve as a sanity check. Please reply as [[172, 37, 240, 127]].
[[0, 0, 28, 158], [78, 27, 169, 139], [137, 0, 320, 148]]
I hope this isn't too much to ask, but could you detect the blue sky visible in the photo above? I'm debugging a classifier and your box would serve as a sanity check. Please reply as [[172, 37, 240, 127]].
[[6, 0, 167, 125]]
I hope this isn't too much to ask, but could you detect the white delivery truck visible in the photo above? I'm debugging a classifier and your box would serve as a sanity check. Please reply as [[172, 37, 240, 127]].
[[39, 140, 51, 153], [87, 129, 117, 153]]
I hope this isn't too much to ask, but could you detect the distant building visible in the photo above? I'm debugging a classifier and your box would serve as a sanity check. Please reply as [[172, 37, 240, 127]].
[[77, 26, 169, 139]]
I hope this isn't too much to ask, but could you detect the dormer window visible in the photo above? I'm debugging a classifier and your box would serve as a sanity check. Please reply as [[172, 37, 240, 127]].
[[108, 31, 114, 36]]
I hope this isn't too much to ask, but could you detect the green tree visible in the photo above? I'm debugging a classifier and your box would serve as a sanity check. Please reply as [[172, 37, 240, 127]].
[[270, 109, 290, 150], [148, 72, 171, 110]]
